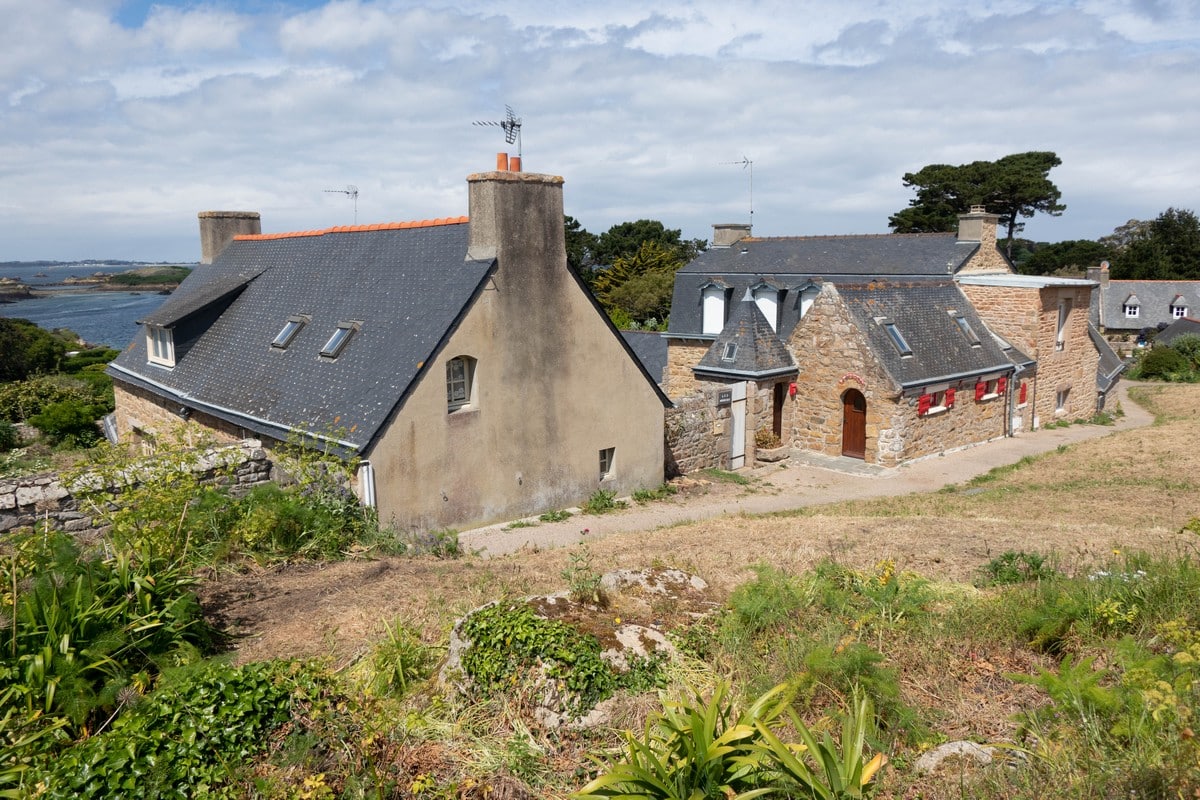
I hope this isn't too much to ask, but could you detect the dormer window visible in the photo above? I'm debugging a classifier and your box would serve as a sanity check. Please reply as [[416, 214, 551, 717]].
[[701, 283, 728, 335], [146, 325, 175, 367], [752, 283, 780, 331], [271, 316, 307, 349], [881, 321, 913, 357], [952, 313, 981, 346], [1172, 297, 1188, 319], [1123, 303, 1140, 319], [319, 322, 358, 359]]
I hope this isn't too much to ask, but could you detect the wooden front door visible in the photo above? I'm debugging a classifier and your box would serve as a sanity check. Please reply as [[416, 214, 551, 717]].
[[841, 389, 866, 459]]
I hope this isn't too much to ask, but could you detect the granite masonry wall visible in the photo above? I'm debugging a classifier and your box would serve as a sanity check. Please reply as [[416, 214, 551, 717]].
[[663, 339, 712, 399], [664, 388, 731, 475], [0, 440, 272, 540]]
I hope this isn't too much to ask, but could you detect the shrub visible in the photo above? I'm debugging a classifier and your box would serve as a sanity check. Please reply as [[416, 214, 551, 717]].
[[979, 550, 1059, 586], [754, 428, 782, 448], [27, 399, 102, 446], [0, 422, 18, 452], [582, 488, 626, 514], [1168, 332, 1200, 368], [0, 375, 97, 423], [1134, 346, 1189, 380]]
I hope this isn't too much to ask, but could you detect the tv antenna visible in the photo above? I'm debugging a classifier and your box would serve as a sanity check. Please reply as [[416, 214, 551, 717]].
[[324, 185, 359, 224], [473, 105, 522, 158], [721, 156, 754, 226]]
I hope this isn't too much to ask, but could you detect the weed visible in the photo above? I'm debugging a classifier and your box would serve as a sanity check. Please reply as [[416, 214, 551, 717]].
[[561, 545, 607, 606], [503, 519, 538, 530], [582, 488, 627, 515], [539, 509, 573, 523], [978, 550, 1060, 586], [632, 483, 679, 503], [698, 468, 751, 486]]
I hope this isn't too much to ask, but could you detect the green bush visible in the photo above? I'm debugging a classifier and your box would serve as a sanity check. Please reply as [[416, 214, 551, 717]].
[[0, 422, 17, 452], [0, 375, 97, 423], [0, 318, 67, 382], [979, 550, 1059, 586], [1134, 346, 1189, 380], [27, 399, 102, 446]]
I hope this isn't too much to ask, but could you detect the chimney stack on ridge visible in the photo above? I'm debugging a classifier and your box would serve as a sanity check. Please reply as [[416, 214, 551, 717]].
[[198, 211, 261, 264]]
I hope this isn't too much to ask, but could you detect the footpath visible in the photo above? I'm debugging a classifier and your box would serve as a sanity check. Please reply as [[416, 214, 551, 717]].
[[461, 382, 1152, 558]]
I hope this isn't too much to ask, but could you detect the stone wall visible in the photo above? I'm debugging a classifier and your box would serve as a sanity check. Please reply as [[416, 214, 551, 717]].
[[664, 388, 732, 475], [663, 339, 712, 399], [112, 382, 251, 447], [0, 440, 272, 539]]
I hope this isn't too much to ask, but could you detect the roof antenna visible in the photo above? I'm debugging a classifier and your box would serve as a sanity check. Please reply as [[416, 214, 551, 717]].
[[721, 156, 753, 228], [324, 185, 358, 224], [473, 105, 523, 159]]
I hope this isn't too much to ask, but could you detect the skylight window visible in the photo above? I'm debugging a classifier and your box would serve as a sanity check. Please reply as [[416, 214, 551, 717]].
[[953, 314, 981, 346], [721, 342, 738, 362], [883, 322, 913, 357], [271, 317, 306, 349], [319, 323, 358, 359]]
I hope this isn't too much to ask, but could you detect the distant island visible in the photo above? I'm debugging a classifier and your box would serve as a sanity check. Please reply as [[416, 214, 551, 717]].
[[0, 264, 193, 303]]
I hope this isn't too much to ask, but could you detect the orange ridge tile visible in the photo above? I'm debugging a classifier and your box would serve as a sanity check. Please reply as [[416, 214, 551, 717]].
[[235, 215, 469, 241]]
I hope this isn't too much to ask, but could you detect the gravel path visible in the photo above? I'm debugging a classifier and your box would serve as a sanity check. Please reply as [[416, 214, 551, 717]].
[[460, 382, 1152, 557]]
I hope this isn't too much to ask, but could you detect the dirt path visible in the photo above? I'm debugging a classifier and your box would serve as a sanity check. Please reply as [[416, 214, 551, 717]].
[[200, 383, 1163, 665], [459, 382, 1153, 556]]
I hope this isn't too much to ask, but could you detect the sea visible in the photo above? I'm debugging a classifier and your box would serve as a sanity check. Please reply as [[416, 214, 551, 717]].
[[0, 263, 178, 349]]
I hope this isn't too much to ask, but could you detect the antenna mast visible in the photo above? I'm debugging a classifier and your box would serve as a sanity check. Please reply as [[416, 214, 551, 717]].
[[323, 185, 359, 224], [473, 105, 523, 158], [721, 156, 754, 228]]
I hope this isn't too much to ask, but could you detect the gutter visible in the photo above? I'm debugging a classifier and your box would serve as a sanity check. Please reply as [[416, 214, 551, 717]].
[[107, 362, 361, 453]]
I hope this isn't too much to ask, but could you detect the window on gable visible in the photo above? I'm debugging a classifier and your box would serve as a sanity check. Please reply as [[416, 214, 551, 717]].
[[1123, 304, 1140, 319], [146, 325, 175, 367], [599, 447, 615, 480], [271, 316, 307, 349], [446, 355, 476, 412], [721, 342, 738, 362], [953, 314, 981, 346], [883, 322, 913, 357], [319, 323, 358, 359]]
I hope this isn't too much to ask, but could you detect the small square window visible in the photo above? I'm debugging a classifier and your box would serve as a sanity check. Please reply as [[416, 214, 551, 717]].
[[599, 447, 615, 480], [1124, 304, 1140, 319], [1173, 306, 1187, 319], [319, 323, 357, 358]]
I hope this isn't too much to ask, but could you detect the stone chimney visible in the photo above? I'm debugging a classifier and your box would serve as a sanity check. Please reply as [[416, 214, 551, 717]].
[[198, 211, 261, 264], [467, 154, 564, 265], [1086, 260, 1111, 287], [957, 205, 1000, 244], [712, 223, 752, 248]]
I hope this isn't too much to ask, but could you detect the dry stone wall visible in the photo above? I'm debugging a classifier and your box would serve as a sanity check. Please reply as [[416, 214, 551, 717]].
[[664, 389, 731, 475], [663, 339, 711, 399], [0, 440, 272, 539]]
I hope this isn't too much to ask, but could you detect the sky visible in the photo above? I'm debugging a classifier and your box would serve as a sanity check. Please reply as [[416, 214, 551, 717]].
[[1, 0, 1198, 262]]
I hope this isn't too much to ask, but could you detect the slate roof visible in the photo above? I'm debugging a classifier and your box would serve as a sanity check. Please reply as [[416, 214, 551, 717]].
[[108, 220, 495, 453], [668, 233, 978, 341], [1155, 316, 1200, 347], [694, 292, 797, 379], [620, 330, 668, 386], [835, 281, 1013, 391], [1089, 323, 1126, 393], [1091, 280, 1200, 330]]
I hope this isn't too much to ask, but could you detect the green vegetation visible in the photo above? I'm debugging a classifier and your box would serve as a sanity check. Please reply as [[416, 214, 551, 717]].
[[632, 483, 678, 503], [105, 265, 192, 286], [539, 508, 573, 522], [699, 467, 752, 486], [1108, 207, 1200, 280], [582, 488, 628, 514], [0, 319, 69, 382], [1127, 333, 1200, 382], [978, 550, 1060, 586]]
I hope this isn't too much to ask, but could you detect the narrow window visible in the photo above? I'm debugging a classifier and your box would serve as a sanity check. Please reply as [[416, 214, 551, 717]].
[[753, 287, 779, 332], [271, 317, 305, 349], [721, 342, 738, 362], [320, 323, 357, 358], [599, 447, 615, 480], [1056, 388, 1070, 414], [702, 285, 726, 335], [883, 322, 913, 357], [954, 315, 980, 346], [146, 326, 175, 367], [446, 356, 476, 411], [1056, 299, 1072, 351]]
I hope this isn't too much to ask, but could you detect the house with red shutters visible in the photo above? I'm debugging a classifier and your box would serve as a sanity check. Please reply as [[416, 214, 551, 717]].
[[662, 208, 1119, 470]]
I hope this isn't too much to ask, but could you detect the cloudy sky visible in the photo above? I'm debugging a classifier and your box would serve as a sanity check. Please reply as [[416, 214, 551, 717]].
[[2, 0, 1198, 262]]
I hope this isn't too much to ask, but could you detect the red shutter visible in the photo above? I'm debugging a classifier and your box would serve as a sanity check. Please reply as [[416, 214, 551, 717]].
[[997, 377, 1008, 394], [975, 382, 986, 402], [917, 393, 932, 416], [945, 388, 956, 408], [1019, 381, 1028, 404]]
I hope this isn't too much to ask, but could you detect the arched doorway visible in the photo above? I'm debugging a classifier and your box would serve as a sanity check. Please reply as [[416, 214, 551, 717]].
[[841, 389, 866, 459]]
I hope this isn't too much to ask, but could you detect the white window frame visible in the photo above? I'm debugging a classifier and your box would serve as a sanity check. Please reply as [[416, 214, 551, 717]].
[[702, 285, 726, 335], [1173, 305, 1188, 319], [753, 286, 779, 332], [319, 322, 358, 359], [446, 355, 476, 412], [721, 342, 738, 362], [1123, 304, 1140, 319], [1056, 387, 1070, 415], [1056, 299, 1072, 351], [146, 325, 175, 367], [599, 447, 615, 480]]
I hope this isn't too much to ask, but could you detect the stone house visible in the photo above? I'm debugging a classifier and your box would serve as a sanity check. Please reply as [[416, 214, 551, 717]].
[[107, 156, 669, 532], [664, 208, 1118, 469], [1086, 260, 1200, 346]]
